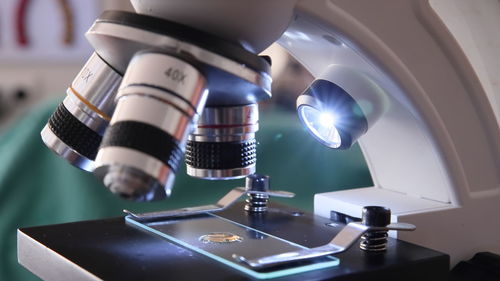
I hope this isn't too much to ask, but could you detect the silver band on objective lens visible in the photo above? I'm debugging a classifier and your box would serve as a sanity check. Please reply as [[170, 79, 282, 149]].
[[186, 104, 258, 179], [40, 125, 95, 172], [94, 52, 208, 200], [63, 53, 122, 130], [186, 166, 256, 180], [41, 52, 122, 171]]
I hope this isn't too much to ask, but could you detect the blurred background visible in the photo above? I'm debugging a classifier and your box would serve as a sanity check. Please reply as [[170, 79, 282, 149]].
[[0, 0, 371, 280]]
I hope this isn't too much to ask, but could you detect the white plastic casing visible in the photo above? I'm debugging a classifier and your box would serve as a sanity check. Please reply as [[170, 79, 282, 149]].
[[315, 65, 389, 129], [130, 0, 297, 53], [280, 0, 500, 266]]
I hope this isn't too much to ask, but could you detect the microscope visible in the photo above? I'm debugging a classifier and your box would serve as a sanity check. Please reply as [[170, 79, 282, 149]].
[[18, 0, 500, 280]]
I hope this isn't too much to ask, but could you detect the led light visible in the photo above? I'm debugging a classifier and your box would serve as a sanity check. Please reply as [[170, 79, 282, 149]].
[[296, 74, 373, 150], [319, 112, 335, 128], [298, 105, 342, 148]]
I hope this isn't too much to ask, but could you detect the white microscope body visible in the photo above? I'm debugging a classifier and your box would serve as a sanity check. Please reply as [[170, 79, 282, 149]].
[[291, 0, 500, 266], [133, 0, 500, 266]]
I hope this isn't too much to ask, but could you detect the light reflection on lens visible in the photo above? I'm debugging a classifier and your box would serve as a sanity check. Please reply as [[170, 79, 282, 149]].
[[319, 112, 335, 128], [298, 106, 341, 148]]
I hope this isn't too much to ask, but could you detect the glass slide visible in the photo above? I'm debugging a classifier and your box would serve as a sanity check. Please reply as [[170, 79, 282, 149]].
[[126, 213, 339, 279]]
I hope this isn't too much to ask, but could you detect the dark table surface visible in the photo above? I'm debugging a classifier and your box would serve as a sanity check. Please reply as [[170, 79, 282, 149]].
[[18, 202, 449, 281]]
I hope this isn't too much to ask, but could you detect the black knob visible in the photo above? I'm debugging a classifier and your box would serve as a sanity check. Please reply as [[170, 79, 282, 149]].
[[245, 174, 270, 192], [15, 89, 28, 101], [362, 206, 391, 227]]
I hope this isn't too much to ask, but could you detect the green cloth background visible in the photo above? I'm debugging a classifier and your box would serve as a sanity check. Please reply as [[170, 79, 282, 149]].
[[0, 100, 372, 280]]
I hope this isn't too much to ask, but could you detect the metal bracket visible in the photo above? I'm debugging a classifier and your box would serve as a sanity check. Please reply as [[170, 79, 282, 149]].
[[233, 222, 415, 269], [124, 187, 294, 222]]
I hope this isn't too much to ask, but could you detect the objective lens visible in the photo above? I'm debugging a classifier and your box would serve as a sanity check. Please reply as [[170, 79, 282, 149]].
[[94, 52, 208, 201], [186, 104, 258, 179], [41, 52, 122, 171]]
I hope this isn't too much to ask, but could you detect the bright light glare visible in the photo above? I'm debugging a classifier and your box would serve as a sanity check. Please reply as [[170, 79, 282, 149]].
[[298, 106, 342, 148], [319, 113, 335, 128]]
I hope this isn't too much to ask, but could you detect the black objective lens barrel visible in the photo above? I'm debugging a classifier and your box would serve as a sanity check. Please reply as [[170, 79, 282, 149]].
[[94, 52, 208, 201], [41, 52, 122, 171], [186, 104, 258, 179]]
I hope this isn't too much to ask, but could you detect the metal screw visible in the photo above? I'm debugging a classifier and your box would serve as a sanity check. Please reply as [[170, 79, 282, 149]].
[[244, 174, 270, 213], [360, 206, 391, 252]]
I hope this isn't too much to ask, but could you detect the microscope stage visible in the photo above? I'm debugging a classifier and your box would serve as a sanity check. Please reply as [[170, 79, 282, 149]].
[[18, 202, 448, 280]]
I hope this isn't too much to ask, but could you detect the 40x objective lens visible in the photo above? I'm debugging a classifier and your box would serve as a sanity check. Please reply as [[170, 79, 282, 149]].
[[94, 52, 208, 201]]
